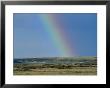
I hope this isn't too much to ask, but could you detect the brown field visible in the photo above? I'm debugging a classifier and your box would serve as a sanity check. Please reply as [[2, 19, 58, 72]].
[[14, 57, 97, 75], [14, 64, 97, 75]]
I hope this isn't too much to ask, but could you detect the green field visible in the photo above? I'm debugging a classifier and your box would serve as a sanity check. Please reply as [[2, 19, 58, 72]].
[[14, 57, 97, 75]]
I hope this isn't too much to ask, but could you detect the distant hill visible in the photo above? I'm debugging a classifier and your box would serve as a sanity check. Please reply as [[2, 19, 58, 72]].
[[14, 56, 97, 65]]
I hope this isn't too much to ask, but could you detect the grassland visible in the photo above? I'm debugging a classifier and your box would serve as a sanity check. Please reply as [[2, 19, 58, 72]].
[[14, 57, 97, 75], [14, 66, 97, 75]]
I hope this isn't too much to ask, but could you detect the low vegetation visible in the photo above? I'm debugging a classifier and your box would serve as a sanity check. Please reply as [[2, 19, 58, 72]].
[[13, 57, 97, 75]]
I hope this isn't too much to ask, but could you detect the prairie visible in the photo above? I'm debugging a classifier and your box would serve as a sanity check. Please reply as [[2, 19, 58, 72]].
[[14, 56, 97, 75]]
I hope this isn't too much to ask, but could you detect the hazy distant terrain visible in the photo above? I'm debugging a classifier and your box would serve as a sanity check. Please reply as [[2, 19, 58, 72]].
[[13, 56, 97, 75]]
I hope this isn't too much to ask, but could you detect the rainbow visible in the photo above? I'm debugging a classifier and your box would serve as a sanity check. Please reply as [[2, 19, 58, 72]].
[[39, 14, 76, 57]]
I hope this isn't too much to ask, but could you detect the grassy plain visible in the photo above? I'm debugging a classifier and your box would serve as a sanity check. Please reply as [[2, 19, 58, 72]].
[[14, 57, 97, 75], [14, 66, 97, 75]]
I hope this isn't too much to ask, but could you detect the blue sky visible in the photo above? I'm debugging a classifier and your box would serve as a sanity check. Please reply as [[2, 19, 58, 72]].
[[14, 13, 97, 58]]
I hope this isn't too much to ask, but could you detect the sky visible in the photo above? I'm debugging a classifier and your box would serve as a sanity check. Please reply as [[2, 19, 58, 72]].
[[13, 13, 97, 58]]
